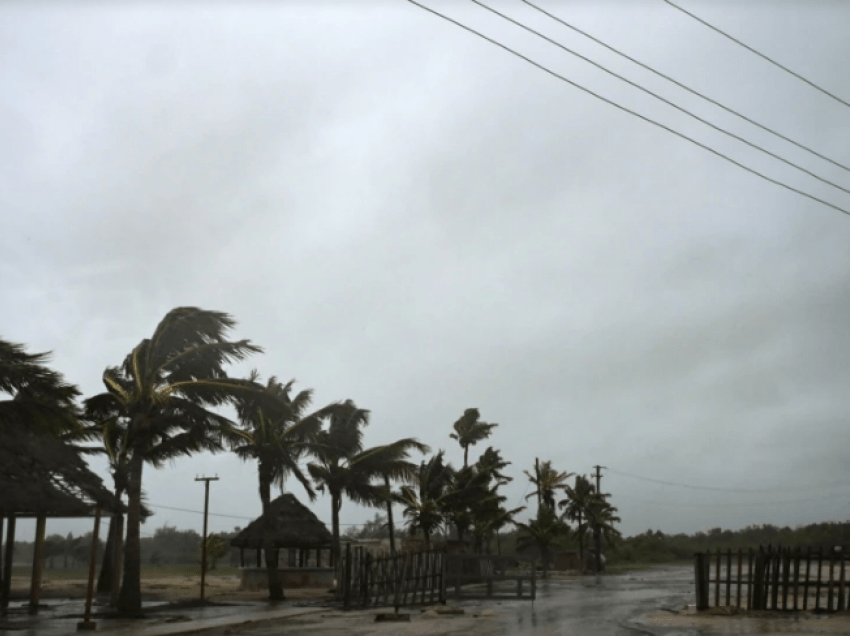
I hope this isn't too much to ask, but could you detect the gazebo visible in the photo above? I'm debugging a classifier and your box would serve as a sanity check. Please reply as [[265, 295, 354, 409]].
[[0, 424, 124, 617], [230, 494, 334, 590]]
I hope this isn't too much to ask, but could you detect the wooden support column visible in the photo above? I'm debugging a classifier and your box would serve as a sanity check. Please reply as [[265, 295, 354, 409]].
[[28, 514, 47, 614], [239, 548, 245, 568], [110, 514, 124, 607], [2, 515, 15, 614], [78, 505, 102, 631], [256, 548, 261, 568]]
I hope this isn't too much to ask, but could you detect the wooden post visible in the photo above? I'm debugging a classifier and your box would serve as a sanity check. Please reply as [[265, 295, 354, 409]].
[[109, 514, 123, 608], [713, 549, 720, 607], [725, 549, 732, 606], [746, 549, 754, 610], [803, 547, 812, 611], [752, 551, 765, 611], [256, 548, 261, 568], [826, 550, 835, 612], [771, 546, 780, 610], [815, 547, 824, 611], [439, 548, 448, 605], [694, 554, 704, 610], [782, 548, 790, 611], [736, 549, 743, 608], [1, 515, 14, 614], [28, 514, 47, 615], [793, 547, 801, 611], [531, 558, 536, 602], [77, 505, 102, 631], [838, 551, 847, 612], [239, 548, 245, 568], [343, 543, 352, 610]]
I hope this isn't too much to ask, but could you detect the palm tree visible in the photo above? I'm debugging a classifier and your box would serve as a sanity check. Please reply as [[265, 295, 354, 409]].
[[230, 371, 336, 600], [449, 408, 498, 468], [0, 338, 82, 435], [585, 497, 622, 574], [524, 459, 574, 511], [90, 307, 264, 615], [307, 400, 428, 565], [514, 504, 570, 579], [559, 475, 596, 571], [399, 452, 454, 548]]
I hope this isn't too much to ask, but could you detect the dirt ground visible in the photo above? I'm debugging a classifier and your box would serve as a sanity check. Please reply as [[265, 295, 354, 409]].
[[8, 573, 333, 603]]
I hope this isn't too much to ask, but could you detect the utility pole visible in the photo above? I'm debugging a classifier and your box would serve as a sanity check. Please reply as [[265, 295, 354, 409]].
[[196, 475, 219, 602], [592, 465, 606, 576]]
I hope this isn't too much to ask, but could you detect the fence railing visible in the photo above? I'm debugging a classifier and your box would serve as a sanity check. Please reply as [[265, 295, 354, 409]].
[[336, 545, 446, 609], [335, 546, 537, 609], [694, 546, 850, 612]]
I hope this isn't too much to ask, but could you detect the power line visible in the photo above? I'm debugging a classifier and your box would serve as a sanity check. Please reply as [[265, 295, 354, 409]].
[[518, 0, 850, 174], [607, 467, 850, 494], [468, 0, 850, 197], [629, 493, 850, 508], [662, 0, 850, 110], [146, 503, 361, 526], [405, 0, 850, 218]]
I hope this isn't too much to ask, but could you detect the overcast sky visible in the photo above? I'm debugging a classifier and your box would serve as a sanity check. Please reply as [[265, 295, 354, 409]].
[[3, 1, 850, 544]]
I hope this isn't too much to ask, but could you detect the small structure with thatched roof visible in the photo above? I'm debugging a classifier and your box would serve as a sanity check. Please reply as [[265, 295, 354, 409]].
[[1, 424, 125, 615], [229, 494, 334, 590]]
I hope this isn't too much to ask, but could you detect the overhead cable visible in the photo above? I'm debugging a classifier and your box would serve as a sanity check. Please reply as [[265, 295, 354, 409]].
[[607, 467, 850, 494], [468, 0, 850, 197], [518, 0, 850, 174], [662, 0, 850, 110], [405, 0, 850, 218]]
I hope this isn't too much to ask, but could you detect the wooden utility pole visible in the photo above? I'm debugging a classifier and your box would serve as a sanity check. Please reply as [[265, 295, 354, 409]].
[[78, 505, 102, 631], [196, 475, 219, 602], [593, 465, 606, 576]]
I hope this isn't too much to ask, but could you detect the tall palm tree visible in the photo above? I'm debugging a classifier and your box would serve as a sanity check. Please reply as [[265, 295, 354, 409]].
[[230, 371, 336, 600], [514, 504, 570, 579], [524, 459, 574, 511], [585, 497, 622, 574], [449, 408, 498, 468], [91, 307, 264, 615], [559, 475, 596, 571], [307, 400, 428, 565], [399, 452, 454, 548]]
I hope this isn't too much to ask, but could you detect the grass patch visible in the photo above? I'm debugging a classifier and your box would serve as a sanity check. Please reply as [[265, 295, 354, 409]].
[[12, 565, 240, 580]]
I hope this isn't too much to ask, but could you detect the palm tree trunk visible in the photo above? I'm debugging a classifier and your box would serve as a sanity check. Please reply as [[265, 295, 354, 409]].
[[577, 515, 584, 573], [96, 517, 116, 594], [384, 475, 396, 556], [117, 453, 143, 615], [540, 543, 549, 579], [463, 446, 468, 469], [98, 486, 125, 595], [331, 493, 341, 572], [259, 476, 283, 600]]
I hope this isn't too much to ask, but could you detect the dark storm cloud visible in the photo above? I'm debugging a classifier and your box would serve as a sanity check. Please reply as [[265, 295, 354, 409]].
[[2, 1, 850, 540]]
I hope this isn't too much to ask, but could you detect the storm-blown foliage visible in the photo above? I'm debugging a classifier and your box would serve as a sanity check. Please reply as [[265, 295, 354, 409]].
[[91, 307, 264, 615]]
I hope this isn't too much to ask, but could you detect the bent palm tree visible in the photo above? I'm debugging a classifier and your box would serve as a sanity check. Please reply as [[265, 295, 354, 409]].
[[91, 307, 263, 615], [307, 400, 427, 565], [399, 451, 454, 548], [449, 408, 498, 468], [514, 504, 570, 579], [524, 459, 574, 512], [559, 475, 596, 571], [0, 338, 83, 435], [231, 371, 336, 600], [586, 497, 622, 574]]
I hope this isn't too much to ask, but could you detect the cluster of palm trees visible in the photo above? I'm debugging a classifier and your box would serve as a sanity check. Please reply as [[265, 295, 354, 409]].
[[2, 305, 625, 615], [399, 409, 523, 555], [520, 460, 622, 577]]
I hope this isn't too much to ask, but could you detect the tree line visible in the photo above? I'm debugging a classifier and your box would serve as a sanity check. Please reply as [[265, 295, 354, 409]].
[[1, 306, 623, 616]]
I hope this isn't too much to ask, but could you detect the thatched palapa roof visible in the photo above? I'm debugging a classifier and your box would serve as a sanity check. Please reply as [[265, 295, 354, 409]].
[[230, 494, 333, 550], [0, 425, 123, 517]]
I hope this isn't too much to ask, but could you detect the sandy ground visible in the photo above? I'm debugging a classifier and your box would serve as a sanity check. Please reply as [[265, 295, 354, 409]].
[[7, 573, 333, 603]]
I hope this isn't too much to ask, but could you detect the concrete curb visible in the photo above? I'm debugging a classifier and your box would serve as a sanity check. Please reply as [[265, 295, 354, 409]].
[[96, 606, 326, 636]]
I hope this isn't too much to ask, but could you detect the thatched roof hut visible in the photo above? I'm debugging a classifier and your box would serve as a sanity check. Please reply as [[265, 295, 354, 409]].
[[230, 494, 332, 550], [0, 425, 123, 517]]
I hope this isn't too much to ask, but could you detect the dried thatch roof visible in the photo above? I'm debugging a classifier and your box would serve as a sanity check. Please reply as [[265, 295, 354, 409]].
[[0, 424, 123, 517], [230, 494, 333, 550]]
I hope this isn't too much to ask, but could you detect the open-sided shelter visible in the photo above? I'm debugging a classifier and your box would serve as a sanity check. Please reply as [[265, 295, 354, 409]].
[[0, 424, 124, 614], [230, 494, 334, 589]]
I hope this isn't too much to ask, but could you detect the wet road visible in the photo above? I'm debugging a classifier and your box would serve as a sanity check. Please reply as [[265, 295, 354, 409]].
[[238, 565, 698, 636]]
